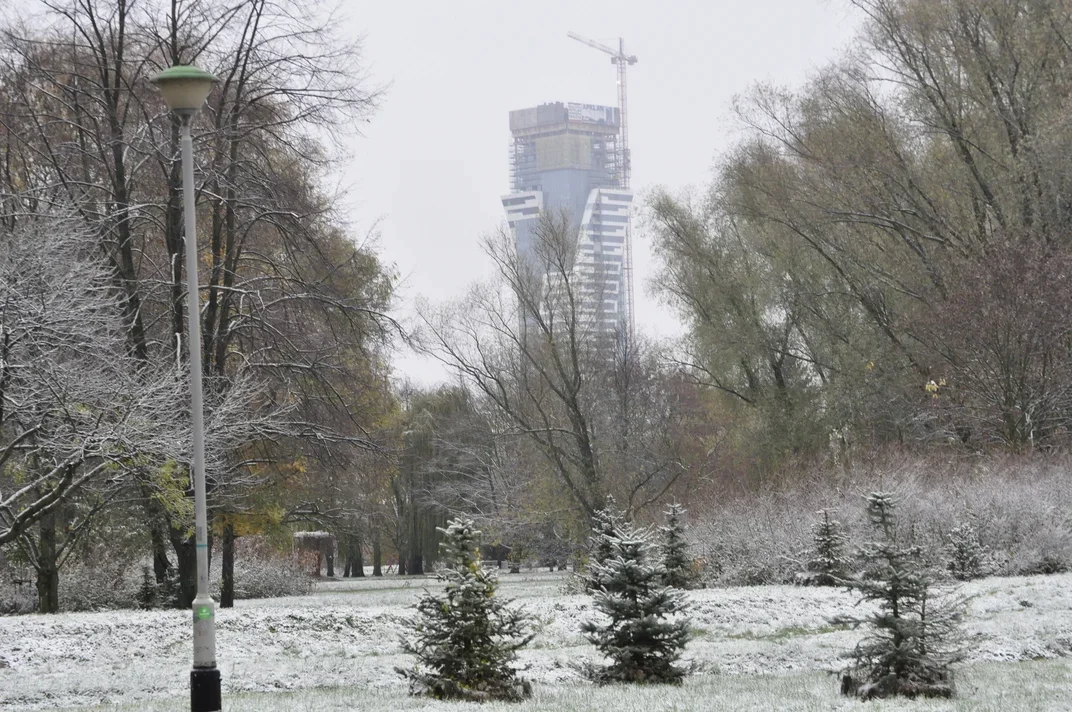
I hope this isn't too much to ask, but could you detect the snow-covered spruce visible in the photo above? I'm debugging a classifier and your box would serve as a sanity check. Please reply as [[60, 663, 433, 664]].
[[396, 518, 534, 702], [660, 503, 697, 590], [582, 521, 691, 684], [801, 509, 851, 587], [836, 493, 964, 700], [583, 497, 627, 593], [946, 522, 989, 582]]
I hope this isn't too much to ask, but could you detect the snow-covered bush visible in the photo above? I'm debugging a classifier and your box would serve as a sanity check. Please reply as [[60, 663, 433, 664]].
[[58, 558, 140, 612], [691, 454, 1072, 586], [397, 518, 533, 702], [213, 537, 313, 601], [135, 566, 181, 610], [231, 555, 313, 600], [0, 580, 36, 615], [582, 521, 691, 684]]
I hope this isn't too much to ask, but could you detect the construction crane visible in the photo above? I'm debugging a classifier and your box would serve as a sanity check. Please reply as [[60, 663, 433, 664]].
[[566, 32, 637, 189], [568, 31, 638, 341]]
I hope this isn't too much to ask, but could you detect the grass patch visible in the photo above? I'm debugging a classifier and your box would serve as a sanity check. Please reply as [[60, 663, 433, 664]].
[[714, 623, 849, 642], [52, 660, 1072, 712]]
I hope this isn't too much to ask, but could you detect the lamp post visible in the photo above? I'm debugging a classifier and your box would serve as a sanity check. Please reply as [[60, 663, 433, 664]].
[[150, 64, 221, 712]]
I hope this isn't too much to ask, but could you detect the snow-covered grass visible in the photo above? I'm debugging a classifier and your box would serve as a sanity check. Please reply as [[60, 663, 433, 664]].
[[2, 571, 1071, 711]]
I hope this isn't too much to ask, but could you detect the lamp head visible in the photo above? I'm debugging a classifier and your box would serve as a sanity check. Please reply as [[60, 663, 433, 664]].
[[151, 65, 217, 115]]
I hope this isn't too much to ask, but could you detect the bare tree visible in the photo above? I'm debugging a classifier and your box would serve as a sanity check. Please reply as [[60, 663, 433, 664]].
[[417, 214, 694, 530]]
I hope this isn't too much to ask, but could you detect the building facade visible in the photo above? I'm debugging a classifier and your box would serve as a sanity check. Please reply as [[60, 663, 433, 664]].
[[501, 102, 633, 341]]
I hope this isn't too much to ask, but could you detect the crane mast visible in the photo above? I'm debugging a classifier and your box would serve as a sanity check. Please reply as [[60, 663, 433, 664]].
[[567, 32, 638, 341]]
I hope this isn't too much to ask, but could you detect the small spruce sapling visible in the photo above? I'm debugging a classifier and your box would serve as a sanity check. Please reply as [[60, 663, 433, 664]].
[[396, 518, 534, 702], [946, 523, 988, 581], [582, 521, 691, 684], [836, 493, 963, 700], [803, 509, 851, 586], [660, 503, 697, 589]]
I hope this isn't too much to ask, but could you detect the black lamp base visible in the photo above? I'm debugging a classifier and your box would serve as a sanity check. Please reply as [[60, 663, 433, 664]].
[[191, 667, 222, 712]]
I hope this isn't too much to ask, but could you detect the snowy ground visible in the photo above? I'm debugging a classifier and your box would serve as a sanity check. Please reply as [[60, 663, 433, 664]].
[[1, 571, 1071, 711]]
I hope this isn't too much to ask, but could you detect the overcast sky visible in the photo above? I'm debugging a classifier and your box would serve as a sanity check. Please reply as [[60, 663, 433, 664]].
[[336, 1, 863, 385]]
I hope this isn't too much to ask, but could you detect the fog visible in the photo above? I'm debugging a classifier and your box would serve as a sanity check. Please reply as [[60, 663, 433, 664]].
[[336, 0, 862, 384]]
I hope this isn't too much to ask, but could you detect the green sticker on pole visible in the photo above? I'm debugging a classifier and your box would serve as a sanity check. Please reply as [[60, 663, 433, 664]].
[[196, 605, 213, 620]]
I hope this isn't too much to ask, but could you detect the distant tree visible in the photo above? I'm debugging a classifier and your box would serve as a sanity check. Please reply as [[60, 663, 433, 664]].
[[417, 214, 698, 527], [836, 493, 963, 700], [660, 503, 697, 590], [802, 510, 851, 587], [581, 521, 691, 684], [397, 518, 533, 702]]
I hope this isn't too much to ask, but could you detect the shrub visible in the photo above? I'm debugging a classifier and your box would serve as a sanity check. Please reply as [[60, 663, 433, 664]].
[[58, 557, 140, 612], [0, 581, 36, 615], [691, 453, 1072, 586], [396, 518, 533, 702], [214, 537, 314, 601]]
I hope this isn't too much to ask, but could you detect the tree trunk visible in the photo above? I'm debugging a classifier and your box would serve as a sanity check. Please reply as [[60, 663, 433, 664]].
[[220, 522, 235, 609], [151, 524, 171, 586], [138, 480, 173, 586], [35, 563, 59, 614], [35, 510, 60, 614], [372, 534, 382, 576], [353, 537, 365, 577], [172, 533, 197, 609]]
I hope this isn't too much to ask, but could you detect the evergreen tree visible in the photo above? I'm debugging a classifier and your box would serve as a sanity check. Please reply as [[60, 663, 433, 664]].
[[660, 503, 696, 589], [803, 509, 851, 586], [584, 497, 626, 592], [396, 518, 534, 702], [582, 522, 691, 684], [946, 523, 988, 581], [836, 493, 963, 700]]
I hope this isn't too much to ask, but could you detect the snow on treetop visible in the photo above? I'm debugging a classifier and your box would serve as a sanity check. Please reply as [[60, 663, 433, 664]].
[[293, 531, 333, 540]]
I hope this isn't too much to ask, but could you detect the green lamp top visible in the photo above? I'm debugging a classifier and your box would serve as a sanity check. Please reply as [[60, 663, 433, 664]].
[[151, 65, 218, 85]]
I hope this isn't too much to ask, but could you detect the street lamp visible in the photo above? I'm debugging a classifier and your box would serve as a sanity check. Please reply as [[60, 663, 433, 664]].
[[151, 64, 221, 712]]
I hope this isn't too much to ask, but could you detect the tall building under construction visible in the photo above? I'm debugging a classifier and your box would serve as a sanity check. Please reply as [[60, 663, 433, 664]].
[[501, 101, 633, 341]]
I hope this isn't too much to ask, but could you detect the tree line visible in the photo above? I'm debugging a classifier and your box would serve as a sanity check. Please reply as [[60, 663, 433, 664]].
[[0, 0, 395, 612], [649, 0, 1072, 467], [5, 0, 1072, 615]]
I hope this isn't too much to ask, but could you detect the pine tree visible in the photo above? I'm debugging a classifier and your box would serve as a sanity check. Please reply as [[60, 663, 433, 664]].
[[660, 503, 696, 589], [582, 521, 691, 684], [946, 523, 988, 581], [396, 518, 534, 702], [584, 497, 626, 592], [836, 493, 963, 700], [803, 509, 850, 586]]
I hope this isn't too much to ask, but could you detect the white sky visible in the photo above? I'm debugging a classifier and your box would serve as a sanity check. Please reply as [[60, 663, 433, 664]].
[[336, 1, 862, 386]]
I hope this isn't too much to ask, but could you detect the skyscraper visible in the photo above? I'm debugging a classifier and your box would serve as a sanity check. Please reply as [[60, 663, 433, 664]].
[[501, 102, 633, 341]]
